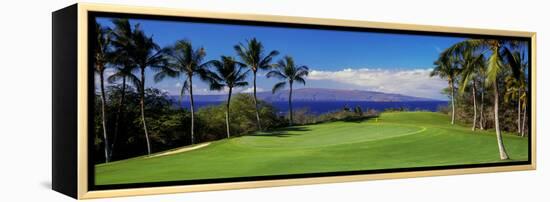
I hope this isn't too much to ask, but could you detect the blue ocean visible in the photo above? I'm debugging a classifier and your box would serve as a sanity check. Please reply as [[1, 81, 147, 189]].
[[174, 100, 448, 115]]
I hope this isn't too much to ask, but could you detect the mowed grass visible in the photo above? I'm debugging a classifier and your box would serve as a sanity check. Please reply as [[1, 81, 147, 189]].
[[95, 112, 529, 185]]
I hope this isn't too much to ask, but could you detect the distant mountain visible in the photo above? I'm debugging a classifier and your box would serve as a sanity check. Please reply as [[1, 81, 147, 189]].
[[170, 88, 439, 102]]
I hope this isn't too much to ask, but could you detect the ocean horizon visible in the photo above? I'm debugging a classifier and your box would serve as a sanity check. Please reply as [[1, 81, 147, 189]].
[[170, 100, 449, 115]]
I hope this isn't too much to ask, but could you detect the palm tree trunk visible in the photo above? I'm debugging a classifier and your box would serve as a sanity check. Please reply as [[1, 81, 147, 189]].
[[289, 82, 293, 126], [99, 71, 110, 163], [479, 88, 485, 130], [472, 82, 477, 131], [140, 67, 151, 155], [110, 76, 126, 159], [225, 87, 233, 138], [521, 104, 527, 137], [493, 82, 509, 160], [517, 88, 521, 134], [449, 80, 455, 125], [252, 72, 262, 131], [189, 76, 195, 144]]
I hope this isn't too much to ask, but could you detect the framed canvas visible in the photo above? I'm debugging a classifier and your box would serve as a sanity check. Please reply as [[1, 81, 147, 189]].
[[52, 3, 536, 199]]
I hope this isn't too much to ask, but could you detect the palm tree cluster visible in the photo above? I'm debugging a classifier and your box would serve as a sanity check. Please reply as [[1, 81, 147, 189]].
[[431, 39, 528, 160], [94, 19, 308, 162]]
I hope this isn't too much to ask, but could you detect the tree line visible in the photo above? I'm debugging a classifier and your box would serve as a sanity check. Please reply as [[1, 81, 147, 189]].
[[94, 19, 309, 163], [430, 39, 528, 160]]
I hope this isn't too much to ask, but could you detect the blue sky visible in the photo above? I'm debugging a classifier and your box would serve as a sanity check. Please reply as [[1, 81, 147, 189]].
[[96, 17, 465, 100]]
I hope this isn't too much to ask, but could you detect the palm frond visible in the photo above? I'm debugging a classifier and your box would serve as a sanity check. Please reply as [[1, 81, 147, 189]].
[[502, 47, 522, 81], [266, 70, 286, 79], [458, 71, 471, 94], [180, 79, 189, 97], [153, 67, 179, 83], [127, 73, 141, 89], [295, 66, 309, 78], [294, 77, 306, 85], [209, 82, 225, 91], [234, 81, 249, 88], [258, 50, 280, 70], [235, 69, 250, 82], [272, 81, 286, 94], [196, 60, 216, 82], [107, 71, 124, 83], [486, 50, 502, 85], [207, 56, 249, 91], [431, 52, 458, 80], [445, 39, 487, 56]]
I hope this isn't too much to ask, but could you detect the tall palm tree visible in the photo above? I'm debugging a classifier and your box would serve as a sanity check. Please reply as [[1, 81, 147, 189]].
[[234, 38, 279, 131], [266, 56, 309, 126], [154, 40, 212, 144], [479, 71, 486, 130], [130, 24, 168, 155], [521, 92, 528, 137], [503, 46, 527, 136], [208, 56, 249, 138], [456, 47, 485, 131], [106, 18, 140, 159], [106, 65, 140, 158], [504, 74, 521, 133], [94, 22, 112, 163], [446, 39, 523, 160], [431, 53, 459, 125]]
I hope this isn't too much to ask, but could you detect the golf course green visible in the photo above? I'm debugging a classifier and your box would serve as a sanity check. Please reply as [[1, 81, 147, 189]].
[[95, 112, 528, 185]]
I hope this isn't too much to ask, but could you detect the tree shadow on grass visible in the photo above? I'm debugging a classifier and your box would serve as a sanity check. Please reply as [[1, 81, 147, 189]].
[[249, 126, 311, 138]]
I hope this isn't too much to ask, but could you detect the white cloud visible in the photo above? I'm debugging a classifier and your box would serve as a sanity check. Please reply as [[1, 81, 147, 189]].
[[196, 87, 225, 95], [240, 87, 265, 93], [308, 68, 448, 99]]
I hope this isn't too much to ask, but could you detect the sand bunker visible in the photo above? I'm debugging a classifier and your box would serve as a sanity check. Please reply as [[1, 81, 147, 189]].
[[147, 142, 210, 158]]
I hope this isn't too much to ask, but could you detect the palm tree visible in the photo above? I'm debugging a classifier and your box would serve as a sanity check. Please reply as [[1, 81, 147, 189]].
[[94, 22, 112, 163], [503, 46, 528, 136], [456, 47, 485, 131], [266, 56, 309, 126], [106, 65, 140, 158], [521, 91, 528, 137], [504, 74, 521, 133], [106, 18, 140, 159], [234, 38, 279, 131], [446, 39, 523, 160], [431, 53, 459, 125], [130, 24, 168, 155], [154, 40, 212, 144], [208, 56, 249, 138], [479, 72, 486, 130]]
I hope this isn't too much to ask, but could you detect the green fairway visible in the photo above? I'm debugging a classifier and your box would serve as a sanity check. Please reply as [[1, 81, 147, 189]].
[[95, 112, 529, 185]]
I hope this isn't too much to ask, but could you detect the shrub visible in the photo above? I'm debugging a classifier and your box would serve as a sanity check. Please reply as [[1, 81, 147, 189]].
[[197, 94, 281, 140]]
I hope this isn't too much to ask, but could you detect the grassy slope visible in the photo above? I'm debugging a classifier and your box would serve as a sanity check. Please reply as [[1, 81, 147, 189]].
[[95, 112, 528, 185]]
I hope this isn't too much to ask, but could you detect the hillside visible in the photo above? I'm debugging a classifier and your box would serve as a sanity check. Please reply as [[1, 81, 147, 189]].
[[174, 88, 439, 102]]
